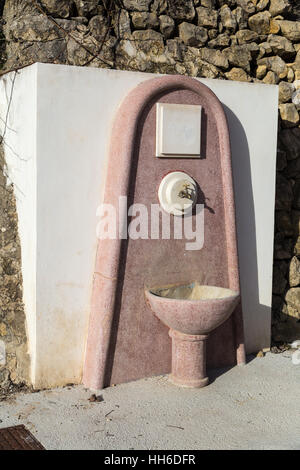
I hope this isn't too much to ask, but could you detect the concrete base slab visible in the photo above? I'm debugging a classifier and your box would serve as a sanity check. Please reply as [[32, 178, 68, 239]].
[[0, 354, 299, 450]]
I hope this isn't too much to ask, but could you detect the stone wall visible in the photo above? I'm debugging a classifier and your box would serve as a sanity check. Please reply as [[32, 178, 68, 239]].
[[0, 143, 29, 397], [1, 0, 300, 389]]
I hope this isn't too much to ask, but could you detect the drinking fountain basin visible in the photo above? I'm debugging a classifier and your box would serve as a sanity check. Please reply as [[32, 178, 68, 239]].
[[145, 282, 240, 388]]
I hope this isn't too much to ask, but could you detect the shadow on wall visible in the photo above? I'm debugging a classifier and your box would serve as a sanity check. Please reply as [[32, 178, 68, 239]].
[[223, 104, 271, 353], [290, 1, 300, 21], [272, 310, 300, 343]]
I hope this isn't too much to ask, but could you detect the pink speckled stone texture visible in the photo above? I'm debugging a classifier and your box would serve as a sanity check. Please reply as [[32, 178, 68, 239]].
[[145, 287, 240, 336], [83, 75, 246, 390], [145, 285, 240, 387], [169, 331, 209, 388]]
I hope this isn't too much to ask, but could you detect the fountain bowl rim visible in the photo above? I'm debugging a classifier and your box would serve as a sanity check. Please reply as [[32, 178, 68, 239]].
[[145, 283, 240, 303]]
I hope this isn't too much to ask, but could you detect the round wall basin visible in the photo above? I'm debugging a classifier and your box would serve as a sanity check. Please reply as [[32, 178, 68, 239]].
[[145, 282, 240, 388], [145, 282, 240, 336]]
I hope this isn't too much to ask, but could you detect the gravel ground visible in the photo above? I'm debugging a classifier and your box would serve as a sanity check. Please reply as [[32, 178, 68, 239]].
[[0, 353, 299, 450]]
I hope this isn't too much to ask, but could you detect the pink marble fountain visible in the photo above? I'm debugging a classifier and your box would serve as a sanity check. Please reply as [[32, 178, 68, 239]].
[[83, 75, 245, 390]]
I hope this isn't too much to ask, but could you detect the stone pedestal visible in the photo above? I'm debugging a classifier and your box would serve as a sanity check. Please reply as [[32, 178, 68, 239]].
[[169, 329, 209, 388]]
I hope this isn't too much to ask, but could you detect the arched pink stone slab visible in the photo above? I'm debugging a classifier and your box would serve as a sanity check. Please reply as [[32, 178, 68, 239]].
[[83, 75, 246, 390]]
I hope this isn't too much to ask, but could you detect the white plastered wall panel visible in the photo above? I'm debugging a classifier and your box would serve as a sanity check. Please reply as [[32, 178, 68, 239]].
[[0, 63, 278, 388]]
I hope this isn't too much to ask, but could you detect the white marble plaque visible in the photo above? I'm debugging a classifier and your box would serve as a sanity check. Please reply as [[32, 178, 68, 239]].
[[156, 102, 202, 158]]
